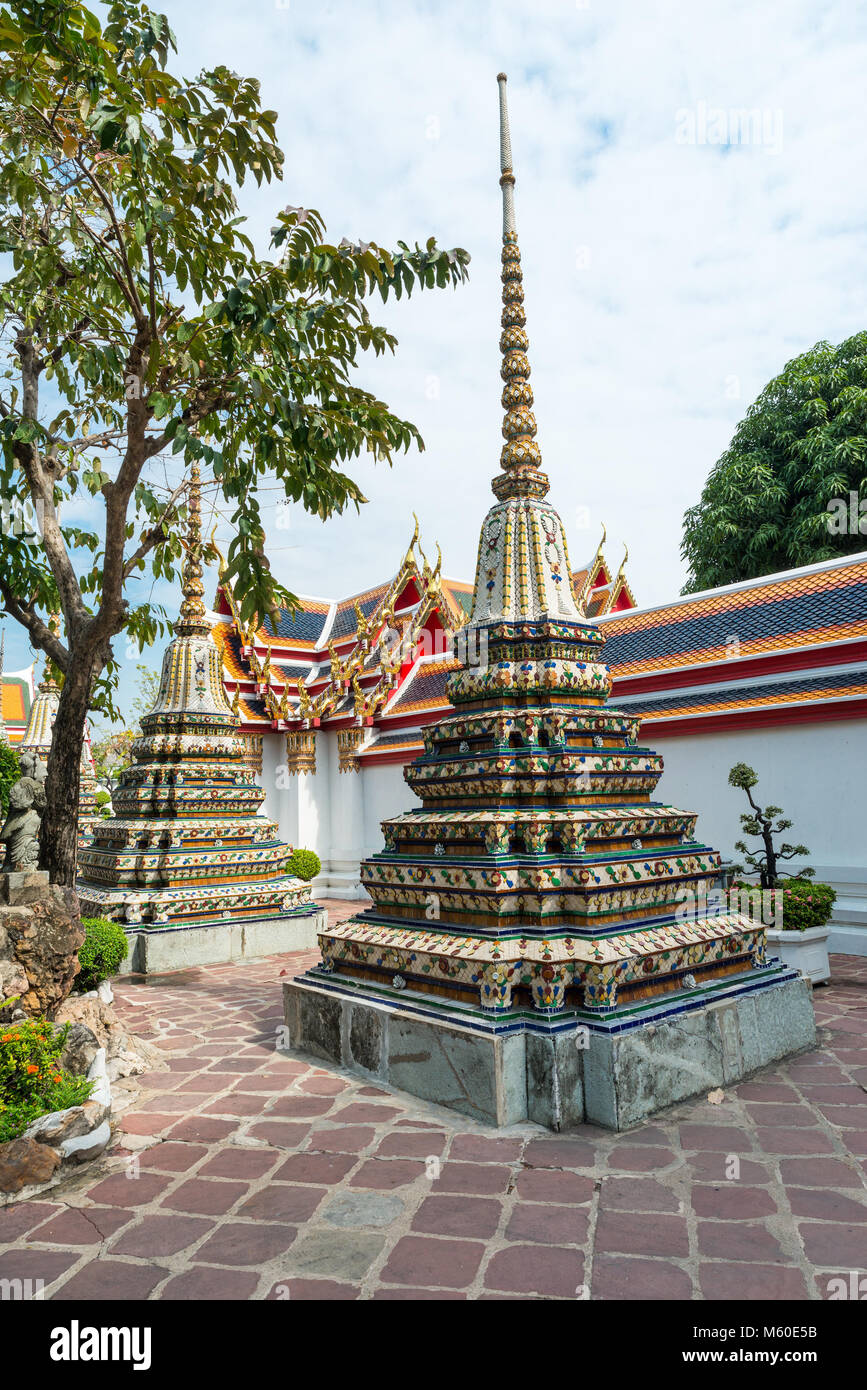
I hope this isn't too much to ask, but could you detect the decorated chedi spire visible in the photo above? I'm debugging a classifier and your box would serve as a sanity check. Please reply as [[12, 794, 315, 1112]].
[[77, 462, 314, 940], [175, 460, 211, 639], [281, 73, 813, 1134], [21, 612, 61, 758], [470, 74, 583, 625], [493, 73, 548, 505], [19, 611, 99, 839]]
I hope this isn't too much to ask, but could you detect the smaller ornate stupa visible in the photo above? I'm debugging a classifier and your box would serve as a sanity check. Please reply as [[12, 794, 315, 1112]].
[[20, 616, 100, 840], [77, 465, 319, 964]]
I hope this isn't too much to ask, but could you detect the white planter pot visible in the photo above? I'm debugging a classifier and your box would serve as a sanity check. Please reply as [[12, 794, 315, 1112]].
[[766, 924, 830, 984]]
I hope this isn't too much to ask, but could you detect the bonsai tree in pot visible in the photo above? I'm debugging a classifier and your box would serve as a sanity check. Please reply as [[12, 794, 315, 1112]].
[[728, 762, 835, 982]]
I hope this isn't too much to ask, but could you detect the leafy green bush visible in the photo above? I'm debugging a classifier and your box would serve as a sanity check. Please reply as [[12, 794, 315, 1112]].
[[76, 917, 129, 992], [288, 848, 321, 881], [95, 788, 113, 818], [0, 1018, 93, 1143], [732, 878, 835, 933]]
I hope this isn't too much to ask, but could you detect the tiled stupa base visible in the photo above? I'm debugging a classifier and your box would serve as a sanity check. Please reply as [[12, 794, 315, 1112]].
[[283, 962, 815, 1130], [121, 905, 326, 975]]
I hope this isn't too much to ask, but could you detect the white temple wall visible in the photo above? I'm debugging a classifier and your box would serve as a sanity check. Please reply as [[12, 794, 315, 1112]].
[[261, 716, 867, 947], [654, 717, 867, 954], [260, 730, 331, 864], [362, 760, 418, 857], [319, 756, 416, 900]]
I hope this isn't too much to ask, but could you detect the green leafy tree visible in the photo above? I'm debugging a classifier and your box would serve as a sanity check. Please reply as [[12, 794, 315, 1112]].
[[682, 332, 867, 593], [90, 726, 134, 783], [91, 661, 159, 781], [0, 0, 469, 885], [129, 661, 160, 723], [728, 762, 813, 889]]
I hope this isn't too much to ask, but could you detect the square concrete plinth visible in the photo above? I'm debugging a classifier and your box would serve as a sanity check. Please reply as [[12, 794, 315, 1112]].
[[120, 907, 326, 974], [283, 964, 816, 1130]]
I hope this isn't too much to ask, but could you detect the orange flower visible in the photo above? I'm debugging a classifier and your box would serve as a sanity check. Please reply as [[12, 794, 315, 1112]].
[[53, 1074, 62, 1083], [26, 1063, 39, 1074]]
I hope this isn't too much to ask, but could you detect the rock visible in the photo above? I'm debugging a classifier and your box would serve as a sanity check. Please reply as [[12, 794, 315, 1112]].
[[61, 1120, 111, 1164], [116, 1131, 158, 1152], [106, 1049, 146, 1081], [55, 992, 115, 1047], [0, 955, 29, 1009], [59, 1022, 99, 1076], [0, 1136, 61, 1193], [0, 871, 51, 907], [86, 1048, 111, 1110], [0, 884, 85, 1019], [23, 1104, 93, 1146]]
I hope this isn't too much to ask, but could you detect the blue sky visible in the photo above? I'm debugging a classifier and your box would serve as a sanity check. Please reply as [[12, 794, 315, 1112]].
[[4, 0, 867, 729]]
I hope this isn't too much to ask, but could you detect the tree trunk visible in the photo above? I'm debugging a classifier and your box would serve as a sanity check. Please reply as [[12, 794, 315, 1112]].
[[762, 821, 777, 890], [38, 661, 94, 887]]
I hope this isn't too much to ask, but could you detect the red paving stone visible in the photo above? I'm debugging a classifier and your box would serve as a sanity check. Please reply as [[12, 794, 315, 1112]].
[[412, 1195, 503, 1239], [696, 1221, 786, 1263], [485, 1244, 584, 1296], [382, 1235, 484, 1288], [593, 1254, 694, 1300], [1, 932, 865, 1301]]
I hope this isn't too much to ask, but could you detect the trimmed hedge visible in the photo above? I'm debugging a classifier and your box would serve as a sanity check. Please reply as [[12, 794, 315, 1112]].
[[77, 916, 129, 992], [288, 848, 321, 882]]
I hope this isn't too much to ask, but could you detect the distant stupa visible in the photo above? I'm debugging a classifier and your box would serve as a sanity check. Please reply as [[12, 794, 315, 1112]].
[[77, 464, 317, 956], [19, 615, 100, 840]]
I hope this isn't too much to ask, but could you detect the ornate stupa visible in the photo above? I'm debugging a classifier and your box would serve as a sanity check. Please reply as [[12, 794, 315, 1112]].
[[286, 75, 814, 1129], [77, 465, 315, 943], [20, 616, 100, 839]]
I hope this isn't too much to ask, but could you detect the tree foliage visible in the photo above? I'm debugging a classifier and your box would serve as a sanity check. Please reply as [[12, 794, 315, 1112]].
[[728, 762, 813, 890], [0, 738, 19, 817], [0, 0, 469, 882], [682, 333, 867, 592], [90, 661, 158, 781]]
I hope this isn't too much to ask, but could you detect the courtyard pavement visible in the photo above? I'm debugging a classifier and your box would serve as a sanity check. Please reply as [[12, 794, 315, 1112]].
[[2, 900, 866, 1301]]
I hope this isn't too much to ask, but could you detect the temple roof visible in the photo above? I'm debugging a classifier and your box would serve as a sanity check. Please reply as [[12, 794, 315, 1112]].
[[210, 543, 867, 752], [0, 664, 34, 742], [602, 555, 867, 676], [362, 550, 867, 750]]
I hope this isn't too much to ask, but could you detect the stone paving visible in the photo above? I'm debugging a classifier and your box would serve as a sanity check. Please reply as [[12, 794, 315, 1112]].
[[2, 903, 866, 1301]]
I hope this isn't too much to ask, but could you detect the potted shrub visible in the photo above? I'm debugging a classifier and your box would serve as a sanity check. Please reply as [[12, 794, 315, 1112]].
[[728, 763, 835, 984]]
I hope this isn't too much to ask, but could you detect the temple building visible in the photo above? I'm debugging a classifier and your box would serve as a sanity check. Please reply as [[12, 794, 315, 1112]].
[[209, 533, 867, 959], [282, 74, 815, 1129], [0, 633, 34, 747], [75, 465, 322, 972]]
